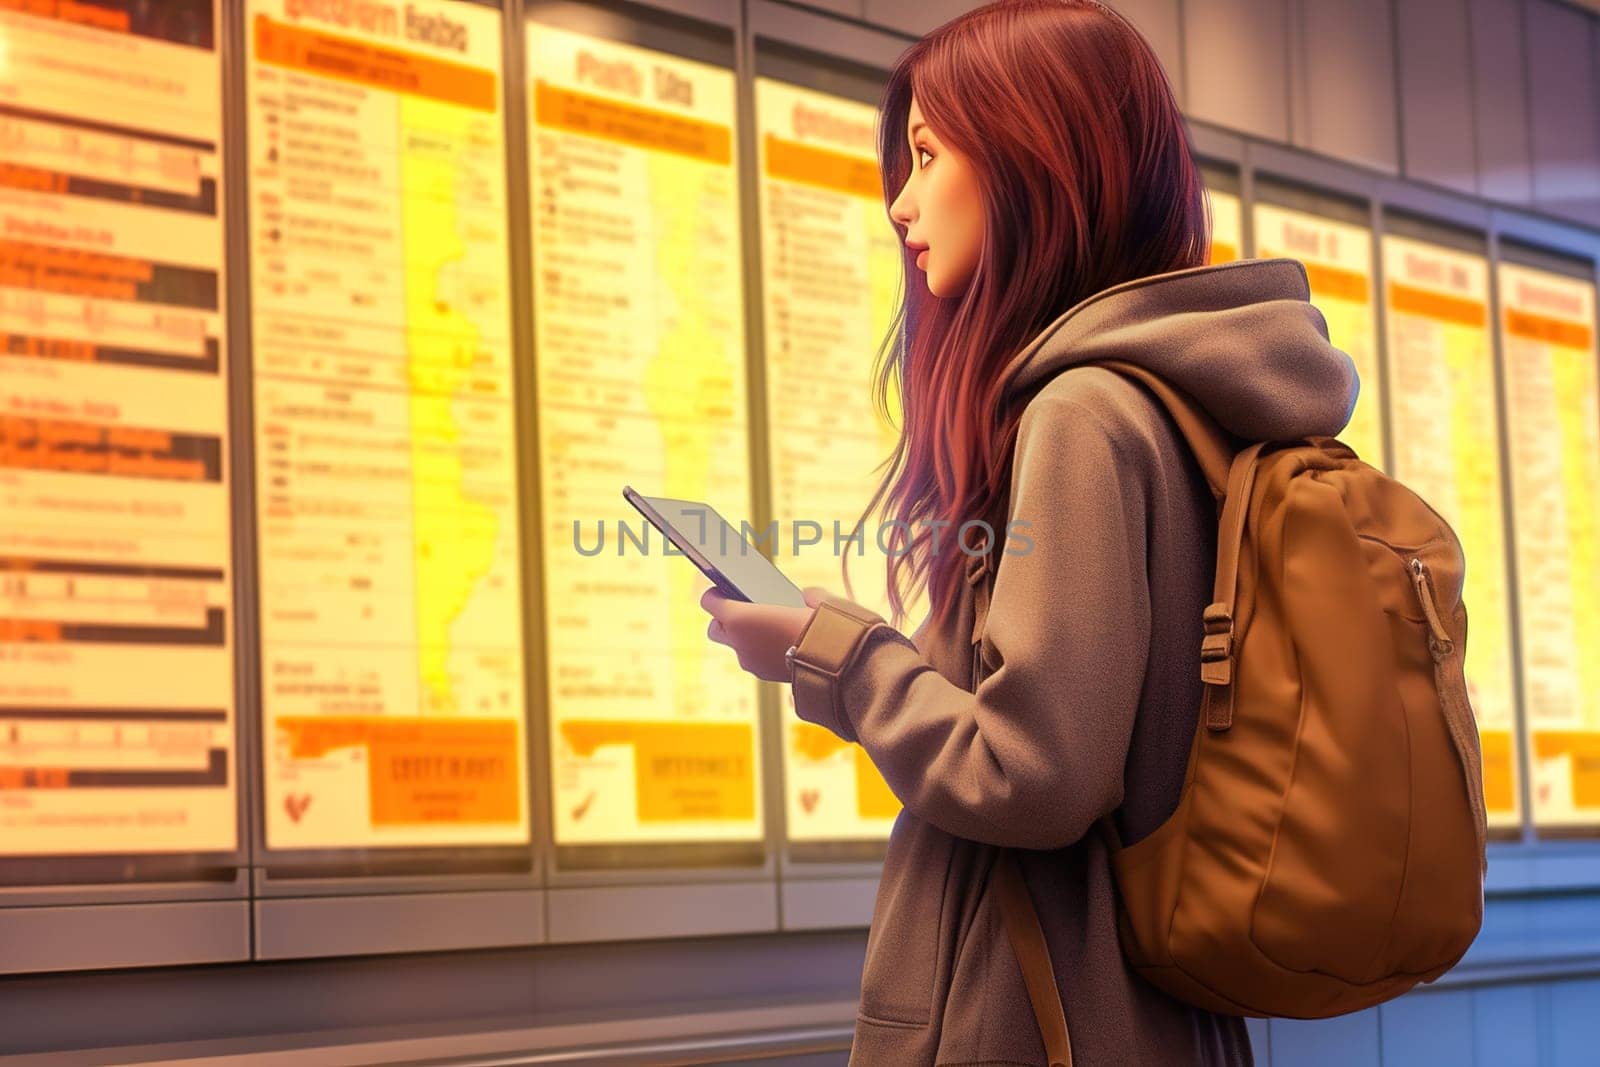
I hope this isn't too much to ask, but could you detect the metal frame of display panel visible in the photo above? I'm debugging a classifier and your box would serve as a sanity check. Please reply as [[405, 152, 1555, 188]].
[[1488, 233, 1597, 845], [520, 0, 786, 945], [1378, 207, 1524, 842], [1252, 176, 1407, 530], [1488, 224, 1600, 855], [0, 0, 252, 977], [238, 0, 546, 960]]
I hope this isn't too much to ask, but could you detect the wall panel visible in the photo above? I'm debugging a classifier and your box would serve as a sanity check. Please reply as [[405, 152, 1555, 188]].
[[1470, 0, 1536, 204], [1292, 0, 1400, 173], [1397, 0, 1478, 195], [1108, 0, 1186, 104], [1525, 0, 1600, 225], [1184, 0, 1292, 141], [1265, 1011, 1381, 1067], [861, 0, 970, 36]]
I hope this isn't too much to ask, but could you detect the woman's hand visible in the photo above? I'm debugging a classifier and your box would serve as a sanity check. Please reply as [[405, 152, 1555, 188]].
[[701, 584, 831, 683]]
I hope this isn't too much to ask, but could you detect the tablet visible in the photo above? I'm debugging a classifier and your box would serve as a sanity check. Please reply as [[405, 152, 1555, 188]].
[[623, 486, 807, 609]]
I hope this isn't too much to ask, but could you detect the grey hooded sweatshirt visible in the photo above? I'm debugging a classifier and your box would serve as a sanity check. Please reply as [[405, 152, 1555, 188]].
[[787, 257, 1359, 1066]]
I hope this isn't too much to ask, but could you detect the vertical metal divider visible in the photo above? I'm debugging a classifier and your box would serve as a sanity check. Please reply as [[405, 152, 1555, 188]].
[[1516, 0, 1536, 208], [1484, 227, 1539, 847], [1462, 0, 1484, 197], [1285, 0, 1306, 149], [499, 0, 552, 916], [222, 0, 251, 921], [1173, 0, 1190, 110], [1386, 0, 1407, 181], [733, 1, 791, 915], [1589, 240, 1600, 843], [1239, 141, 1257, 259], [1587, 240, 1600, 844], [224, 0, 267, 932], [1369, 199, 1396, 480]]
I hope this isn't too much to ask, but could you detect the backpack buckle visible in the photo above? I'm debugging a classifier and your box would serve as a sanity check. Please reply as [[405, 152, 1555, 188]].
[[1200, 603, 1233, 686]]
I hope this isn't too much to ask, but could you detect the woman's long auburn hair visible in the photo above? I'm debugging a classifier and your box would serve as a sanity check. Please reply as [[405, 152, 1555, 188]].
[[841, 0, 1210, 633]]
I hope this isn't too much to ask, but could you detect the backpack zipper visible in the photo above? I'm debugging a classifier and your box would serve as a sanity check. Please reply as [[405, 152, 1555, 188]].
[[1357, 531, 1449, 556], [1409, 557, 1455, 660]]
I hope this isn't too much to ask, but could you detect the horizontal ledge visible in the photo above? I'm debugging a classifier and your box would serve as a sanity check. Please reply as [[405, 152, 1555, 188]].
[[255, 890, 545, 960], [1424, 951, 1600, 991], [0, 900, 249, 976], [1485, 848, 1600, 896], [3, 999, 862, 1067]]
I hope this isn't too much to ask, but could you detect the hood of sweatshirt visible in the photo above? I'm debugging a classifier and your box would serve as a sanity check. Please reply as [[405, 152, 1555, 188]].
[[998, 257, 1359, 441]]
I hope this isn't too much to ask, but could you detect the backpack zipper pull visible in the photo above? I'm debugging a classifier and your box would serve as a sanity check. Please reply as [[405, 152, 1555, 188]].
[[1409, 557, 1454, 660]]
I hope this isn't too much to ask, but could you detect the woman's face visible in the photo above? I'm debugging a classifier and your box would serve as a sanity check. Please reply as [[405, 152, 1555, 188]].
[[889, 94, 984, 299]]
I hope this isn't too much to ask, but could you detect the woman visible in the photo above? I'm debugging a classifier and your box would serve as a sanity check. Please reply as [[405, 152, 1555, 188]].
[[701, 1, 1356, 1063]]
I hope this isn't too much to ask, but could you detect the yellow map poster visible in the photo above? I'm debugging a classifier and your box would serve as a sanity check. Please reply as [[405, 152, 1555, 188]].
[[0, 0, 237, 855], [1498, 261, 1600, 829], [530, 23, 763, 845], [1256, 204, 1382, 465], [250, 0, 530, 849], [1206, 188, 1241, 265], [1382, 235, 1519, 827], [755, 77, 919, 842]]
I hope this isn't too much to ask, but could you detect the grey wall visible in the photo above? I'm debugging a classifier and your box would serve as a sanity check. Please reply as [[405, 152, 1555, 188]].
[[835, 0, 1600, 233], [1525, 0, 1600, 225]]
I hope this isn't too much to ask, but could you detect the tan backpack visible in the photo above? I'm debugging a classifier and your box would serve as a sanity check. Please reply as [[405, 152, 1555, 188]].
[[992, 359, 1489, 1067]]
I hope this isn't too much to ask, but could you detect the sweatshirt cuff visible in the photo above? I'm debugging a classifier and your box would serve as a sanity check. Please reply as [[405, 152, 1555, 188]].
[[788, 594, 891, 743]]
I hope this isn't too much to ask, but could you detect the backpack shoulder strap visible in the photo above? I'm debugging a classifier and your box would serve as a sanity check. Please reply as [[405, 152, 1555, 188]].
[[994, 365, 1264, 1051], [1082, 359, 1267, 732], [994, 847, 1074, 1067], [1086, 359, 1236, 500]]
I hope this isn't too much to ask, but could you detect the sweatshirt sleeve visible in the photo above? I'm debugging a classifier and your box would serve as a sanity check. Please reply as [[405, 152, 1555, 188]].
[[787, 391, 1153, 850]]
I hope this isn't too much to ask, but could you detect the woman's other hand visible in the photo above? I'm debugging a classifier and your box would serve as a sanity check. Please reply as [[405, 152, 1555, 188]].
[[701, 585, 830, 682]]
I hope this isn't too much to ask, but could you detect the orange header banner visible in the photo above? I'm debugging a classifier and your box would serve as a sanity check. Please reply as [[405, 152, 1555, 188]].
[[1207, 241, 1239, 265], [1302, 261, 1370, 304], [764, 134, 881, 199], [1506, 308, 1595, 351], [1388, 282, 1486, 328], [254, 14, 496, 112], [0, 0, 130, 33], [0, 239, 153, 300], [535, 80, 730, 165]]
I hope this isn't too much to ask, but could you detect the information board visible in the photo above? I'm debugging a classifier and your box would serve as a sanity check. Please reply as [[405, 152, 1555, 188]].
[[1382, 233, 1520, 827], [0, 0, 238, 857], [249, 0, 530, 850], [1206, 187, 1241, 265], [1498, 260, 1600, 830], [529, 21, 763, 846], [1256, 202, 1383, 465], [754, 76, 913, 842]]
